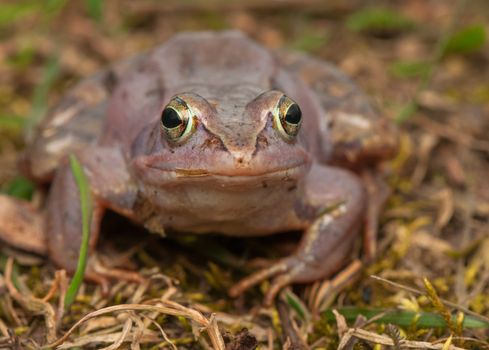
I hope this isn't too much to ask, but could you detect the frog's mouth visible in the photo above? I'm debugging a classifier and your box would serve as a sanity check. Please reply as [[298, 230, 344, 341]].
[[142, 161, 310, 189]]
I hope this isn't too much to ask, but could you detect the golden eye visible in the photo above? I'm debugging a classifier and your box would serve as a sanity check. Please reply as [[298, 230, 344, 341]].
[[160, 97, 196, 144], [272, 95, 302, 141]]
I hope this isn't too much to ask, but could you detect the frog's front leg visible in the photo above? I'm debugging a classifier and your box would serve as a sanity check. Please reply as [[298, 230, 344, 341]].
[[45, 147, 139, 281], [229, 164, 366, 305]]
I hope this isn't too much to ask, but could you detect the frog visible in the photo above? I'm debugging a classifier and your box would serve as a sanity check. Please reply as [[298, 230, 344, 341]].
[[0, 31, 397, 304]]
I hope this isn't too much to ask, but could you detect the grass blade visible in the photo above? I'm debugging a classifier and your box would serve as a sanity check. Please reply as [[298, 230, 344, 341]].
[[322, 308, 489, 329], [64, 155, 92, 308]]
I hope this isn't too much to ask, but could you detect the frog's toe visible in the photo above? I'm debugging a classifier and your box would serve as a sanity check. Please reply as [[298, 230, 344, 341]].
[[82, 254, 145, 295], [230, 250, 351, 305], [264, 274, 293, 305], [88, 254, 145, 280], [229, 256, 315, 305]]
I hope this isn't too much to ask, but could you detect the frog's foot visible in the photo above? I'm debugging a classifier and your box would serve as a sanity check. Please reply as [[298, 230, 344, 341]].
[[82, 254, 145, 294], [229, 229, 356, 305], [229, 165, 366, 305], [0, 194, 47, 255]]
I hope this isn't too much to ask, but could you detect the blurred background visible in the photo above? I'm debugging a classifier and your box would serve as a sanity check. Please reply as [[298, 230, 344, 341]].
[[0, 0, 488, 348]]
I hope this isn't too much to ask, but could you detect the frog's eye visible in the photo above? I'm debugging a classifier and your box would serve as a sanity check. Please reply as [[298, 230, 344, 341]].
[[160, 97, 196, 144], [272, 95, 302, 141]]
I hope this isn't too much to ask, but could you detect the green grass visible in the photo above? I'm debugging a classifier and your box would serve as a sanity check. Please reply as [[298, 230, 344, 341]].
[[289, 30, 329, 53], [2, 176, 35, 200], [85, 0, 103, 22], [64, 155, 93, 308], [0, 115, 25, 133], [346, 8, 414, 35], [322, 307, 489, 329], [389, 61, 431, 79], [0, 0, 67, 29], [444, 24, 487, 56]]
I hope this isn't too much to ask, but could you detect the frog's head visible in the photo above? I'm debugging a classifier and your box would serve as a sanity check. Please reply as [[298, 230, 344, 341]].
[[132, 86, 313, 193]]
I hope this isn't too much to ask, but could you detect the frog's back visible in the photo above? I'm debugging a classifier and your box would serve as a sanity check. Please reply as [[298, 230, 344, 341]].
[[24, 54, 147, 182], [277, 51, 398, 167], [151, 31, 275, 90]]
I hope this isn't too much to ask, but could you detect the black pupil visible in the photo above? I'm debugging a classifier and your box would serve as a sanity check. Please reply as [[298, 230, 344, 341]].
[[285, 104, 302, 124], [161, 108, 182, 129]]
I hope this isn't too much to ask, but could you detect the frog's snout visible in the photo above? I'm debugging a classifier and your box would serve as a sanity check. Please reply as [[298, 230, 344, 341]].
[[226, 147, 255, 167]]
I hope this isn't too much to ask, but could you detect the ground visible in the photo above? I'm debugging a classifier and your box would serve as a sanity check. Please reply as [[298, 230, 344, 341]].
[[0, 0, 488, 349]]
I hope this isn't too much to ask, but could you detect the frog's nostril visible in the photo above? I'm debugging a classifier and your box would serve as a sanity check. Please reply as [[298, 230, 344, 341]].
[[230, 150, 253, 165]]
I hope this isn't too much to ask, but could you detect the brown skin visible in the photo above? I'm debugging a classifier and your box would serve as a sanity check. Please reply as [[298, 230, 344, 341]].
[[0, 31, 397, 304]]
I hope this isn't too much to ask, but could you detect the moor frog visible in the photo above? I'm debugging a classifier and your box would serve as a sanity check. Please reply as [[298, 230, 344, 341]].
[[0, 31, 397, 304]]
